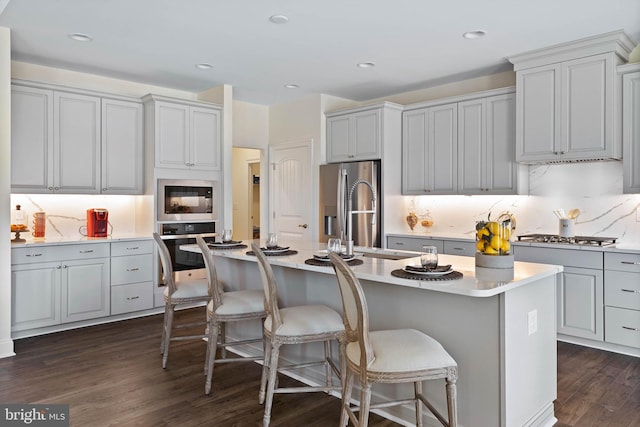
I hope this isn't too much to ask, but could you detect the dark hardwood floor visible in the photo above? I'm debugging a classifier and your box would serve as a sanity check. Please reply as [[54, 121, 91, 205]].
[[1, 308, 638, 426]]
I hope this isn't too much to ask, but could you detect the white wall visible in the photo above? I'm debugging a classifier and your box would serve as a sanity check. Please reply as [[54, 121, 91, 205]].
[[231, 147, 261, 240], [0, 26, 14, 358]]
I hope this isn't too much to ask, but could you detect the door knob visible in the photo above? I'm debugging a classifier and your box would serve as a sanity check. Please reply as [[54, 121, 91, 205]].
[[298, 224, 308, 229]]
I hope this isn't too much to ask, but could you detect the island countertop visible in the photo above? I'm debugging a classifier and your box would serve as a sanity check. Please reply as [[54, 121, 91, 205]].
[[180, 239, 562, 298]]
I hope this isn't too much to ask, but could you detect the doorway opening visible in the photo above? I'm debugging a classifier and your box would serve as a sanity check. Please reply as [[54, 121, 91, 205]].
[[232, 147, 261, 240]]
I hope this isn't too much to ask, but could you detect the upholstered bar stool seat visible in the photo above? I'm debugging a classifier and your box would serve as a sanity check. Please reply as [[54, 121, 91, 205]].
[[196, 236, 267, 395], [251, 242, 346, 427], [153, 232, 211, 369], [329, 252, 458, 427]]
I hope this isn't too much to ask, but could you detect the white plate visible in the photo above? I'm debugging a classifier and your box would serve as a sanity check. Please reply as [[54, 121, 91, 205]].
[[403, 266, 453, 276], [209, 241, 243, 248], [313, 253, 354, 262], [262, 246, 290, 254]]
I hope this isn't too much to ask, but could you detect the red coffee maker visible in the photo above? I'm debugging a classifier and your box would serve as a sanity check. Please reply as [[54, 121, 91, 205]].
[[87, 208, 109, 237]]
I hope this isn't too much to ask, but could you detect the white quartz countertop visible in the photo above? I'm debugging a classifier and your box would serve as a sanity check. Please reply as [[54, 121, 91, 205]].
[[10, 233, 152, 247], [180, 240, 563, 298]]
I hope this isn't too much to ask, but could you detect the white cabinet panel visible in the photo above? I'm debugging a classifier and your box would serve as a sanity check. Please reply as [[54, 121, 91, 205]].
[[443, 240, 476, 257], [54, 91, 101, 193], [111, 282, 154, 315], [191, 106, 221, 170], [61, 258, 111, 323], [111, 240, 153, 257], [605, 307, 640, 349], [557, 266, 603, 341], [622, 69, 640, 194], [101, 98, 144, 194], [11, 262, 61, 331], [111, 254, 153, 286]]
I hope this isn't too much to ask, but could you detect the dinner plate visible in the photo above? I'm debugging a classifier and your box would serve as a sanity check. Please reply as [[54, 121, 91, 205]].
[[313, 253, 355, 262], [209, 240, 243, 248], [261, 246, 290, 253], [403, 265, 453, 276]]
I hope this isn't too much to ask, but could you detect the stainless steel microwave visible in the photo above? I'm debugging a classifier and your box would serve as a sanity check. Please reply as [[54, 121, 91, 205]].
[[157, 179, 217, 221]]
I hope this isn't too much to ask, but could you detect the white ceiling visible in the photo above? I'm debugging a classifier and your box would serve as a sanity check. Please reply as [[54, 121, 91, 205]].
[[1, 0, 639, 105]]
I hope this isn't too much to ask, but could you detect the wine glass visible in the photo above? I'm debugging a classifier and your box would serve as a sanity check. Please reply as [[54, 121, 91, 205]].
[[421, 245, 438, 270], [267, 233, 278, 248], [327, 238, 342, 254]]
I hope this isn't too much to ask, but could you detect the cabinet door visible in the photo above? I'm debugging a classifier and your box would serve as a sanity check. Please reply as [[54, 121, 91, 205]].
[[428, 104, 458, 193], [11, 85, 54, 193], [190, 106, 221, 170], [562, 54, 613, 159], [327, 115, 352, 163], [61, 258, 110, 323], [101, 99, 144, 194], [11, 262, 61, 331], [557, 266, 603, 341], [352, 109, 381, 160], [516, 64, 561, 162], [458, 99, 485, 194], [485, 94, 517, 194], [622, 71, 640, 194], [155, 102, 189, 168], [402, 108, 429, 194], [54, 91, 101, 194]]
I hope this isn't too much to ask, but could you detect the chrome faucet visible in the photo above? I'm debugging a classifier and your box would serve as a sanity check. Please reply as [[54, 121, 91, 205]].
[[345, 179, 377, 256]]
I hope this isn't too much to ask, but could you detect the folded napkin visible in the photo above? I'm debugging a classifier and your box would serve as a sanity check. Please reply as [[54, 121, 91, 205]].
[[405, 264, 452, 273]]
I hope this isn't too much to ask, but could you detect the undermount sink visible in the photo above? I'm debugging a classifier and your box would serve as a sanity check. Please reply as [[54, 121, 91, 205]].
[[356, 248, 418, 261]]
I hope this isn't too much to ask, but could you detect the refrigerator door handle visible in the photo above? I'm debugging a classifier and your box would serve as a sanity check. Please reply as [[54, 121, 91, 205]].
[[337, 167, 346, 241]]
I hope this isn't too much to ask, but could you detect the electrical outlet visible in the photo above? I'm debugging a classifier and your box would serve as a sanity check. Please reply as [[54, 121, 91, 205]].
[[528, 310, 538, 335], [636, 207, 640, 222]]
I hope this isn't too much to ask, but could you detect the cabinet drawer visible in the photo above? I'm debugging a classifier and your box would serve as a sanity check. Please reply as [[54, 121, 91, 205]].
[[443, 240, 476, 257], [605, 306, 640, 349], [111, 282, 154, 315], [12, 243, 110, 264], [605, 270, 640, 310], [111, 240, 153, 257], [605, 252, 640, 273], [111, 254, 153, 285], [514, 246, 602, 269], [387, 236, 443, 253]]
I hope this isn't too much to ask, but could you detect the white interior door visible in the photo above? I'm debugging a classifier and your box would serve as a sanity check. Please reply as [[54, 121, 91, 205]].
[[270, 140, 313, 242]]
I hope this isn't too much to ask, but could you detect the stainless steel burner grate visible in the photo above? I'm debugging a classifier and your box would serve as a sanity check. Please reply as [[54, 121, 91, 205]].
[[517, 234, 617, 246]]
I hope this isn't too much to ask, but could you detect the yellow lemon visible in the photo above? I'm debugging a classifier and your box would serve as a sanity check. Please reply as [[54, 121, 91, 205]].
[[487, 221, 500, 235], [490, 235, 502, 251], [484, 245, 499, 255], [476, 240, 486, 251], [501, 240, 511, 253]]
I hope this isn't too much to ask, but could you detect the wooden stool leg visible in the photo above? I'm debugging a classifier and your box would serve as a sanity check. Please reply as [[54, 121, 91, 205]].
[[259, 336, 272, 405], [162, 306, 175, 369], [415, 381, 423, 427], [160, 303, 170, 354], [340, 369, 354, 427], [204, 321, 220, 395], [446, 376, 458, 427], [263, 343, 281, 427], [359, 383, 372, 427]]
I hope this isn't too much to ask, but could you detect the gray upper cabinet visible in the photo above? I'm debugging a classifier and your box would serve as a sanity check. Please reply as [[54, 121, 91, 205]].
[[509, 30, 636, 164], [11, 81, 144, 195], [144, 95, 222, 171], [458, 93, 519, 194], [326, 102, 402, 163], [620, 64, 640, 194], [402, 102, 458, 194], [402, 87, 523, 195]]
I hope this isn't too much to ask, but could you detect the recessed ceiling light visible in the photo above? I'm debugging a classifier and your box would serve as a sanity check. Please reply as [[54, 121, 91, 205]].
[[269, 14, 289, 24], [462, 30, 487, 39], [68, 33, 92, 42], [284, 84, 299, 89], [195, 63, 213, 70], [357, 62, 376, 68]]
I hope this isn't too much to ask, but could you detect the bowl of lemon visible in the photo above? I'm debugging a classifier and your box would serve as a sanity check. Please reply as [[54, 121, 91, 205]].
[[475, 213, 514, 269]]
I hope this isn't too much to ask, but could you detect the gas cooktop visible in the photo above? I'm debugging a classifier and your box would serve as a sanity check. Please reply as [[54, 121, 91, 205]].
[[516, 234, 617, 247]]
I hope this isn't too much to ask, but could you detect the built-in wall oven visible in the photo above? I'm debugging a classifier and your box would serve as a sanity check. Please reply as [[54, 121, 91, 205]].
[[157, 179, 217, 222], [158, 222, 216, 284]]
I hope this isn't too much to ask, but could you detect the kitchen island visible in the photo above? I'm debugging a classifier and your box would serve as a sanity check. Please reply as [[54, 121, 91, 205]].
[[181, 241, 562, 427]]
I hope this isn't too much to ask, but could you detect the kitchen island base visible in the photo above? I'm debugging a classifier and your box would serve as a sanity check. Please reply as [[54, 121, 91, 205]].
[[205, 251, 559, 427]]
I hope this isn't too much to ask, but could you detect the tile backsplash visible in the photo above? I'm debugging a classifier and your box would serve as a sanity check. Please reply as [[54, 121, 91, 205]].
[[389, 162, 640, 245]]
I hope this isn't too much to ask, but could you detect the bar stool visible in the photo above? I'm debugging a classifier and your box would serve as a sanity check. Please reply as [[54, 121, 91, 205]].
[[329, 252, 458, 427], [153, 232, 211, 369], [195, 236, 267, 395], [251, 242, 346, 427]]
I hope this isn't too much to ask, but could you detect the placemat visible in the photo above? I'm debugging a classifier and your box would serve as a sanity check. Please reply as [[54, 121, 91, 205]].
[[391, 269, 463, 281], [304, 258, 364, 267], [246, 250, 298, 256], [207, 244, 247, 250]]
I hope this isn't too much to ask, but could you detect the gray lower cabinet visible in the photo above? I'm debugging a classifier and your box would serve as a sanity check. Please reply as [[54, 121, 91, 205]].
[[387, 235, 477, 257], [110, 240, 154, 315], [11, 243, 111, 332], [604, 252, 640, 349], [514, 246, 604, 341]]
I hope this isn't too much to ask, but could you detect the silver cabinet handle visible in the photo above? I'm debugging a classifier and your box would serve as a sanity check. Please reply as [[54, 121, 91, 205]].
[[26, 253, 43, 257], [126, 296, 140, 300], [298, 224, 308, 229], [79, 250, 94, 253], [621, 261, 640, 265], [126, 268, 140, 272], [395, 242, 405, 246], [126, 247, 140, 250], [56, 265, 61, 269], [621, 289, 640, 294], [452, 247, 465, 251], [62, 265, 67, 269], [622, 326, 640, 332]]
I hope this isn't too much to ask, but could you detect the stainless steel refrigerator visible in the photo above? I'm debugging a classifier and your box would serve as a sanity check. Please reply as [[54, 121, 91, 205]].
[[319, 160, 381, 248]]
